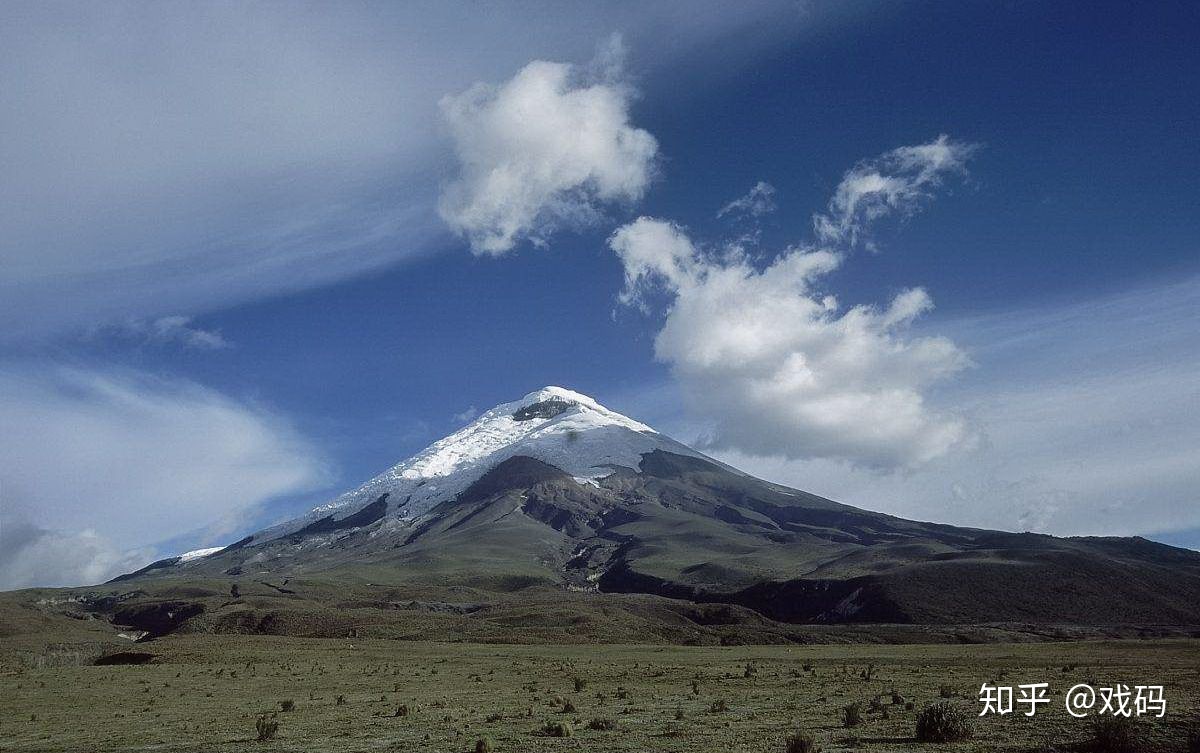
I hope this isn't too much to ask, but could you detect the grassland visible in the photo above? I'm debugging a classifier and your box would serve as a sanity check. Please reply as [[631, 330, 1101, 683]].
[[2, 635, 1197, 752]]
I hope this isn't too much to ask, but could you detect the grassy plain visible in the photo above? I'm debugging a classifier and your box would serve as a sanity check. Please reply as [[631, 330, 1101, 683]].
[[2, 636, 1197, 752]]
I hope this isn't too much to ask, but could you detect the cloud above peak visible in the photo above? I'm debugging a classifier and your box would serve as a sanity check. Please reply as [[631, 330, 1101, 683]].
[[439, 37, 658, 255], [608, 138, 976, 469]]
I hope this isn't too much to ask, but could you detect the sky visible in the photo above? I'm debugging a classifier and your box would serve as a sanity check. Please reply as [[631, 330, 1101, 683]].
[[1, 0, 1197, 589]]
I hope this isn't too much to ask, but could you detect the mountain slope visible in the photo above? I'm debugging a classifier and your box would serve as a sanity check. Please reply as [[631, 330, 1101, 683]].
[[110, 385, 1200, 631]]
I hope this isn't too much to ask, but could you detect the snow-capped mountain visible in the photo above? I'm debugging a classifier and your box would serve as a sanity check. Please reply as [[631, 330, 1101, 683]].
[[254, 386, 703, 542], [121, 384, 1200, 630]]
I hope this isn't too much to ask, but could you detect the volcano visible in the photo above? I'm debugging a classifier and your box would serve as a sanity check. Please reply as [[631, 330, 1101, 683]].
[[97, 386, 1200, 635]]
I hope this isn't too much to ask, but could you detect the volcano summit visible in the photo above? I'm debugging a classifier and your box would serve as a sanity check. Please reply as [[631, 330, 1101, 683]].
[[101, 386, 1200, 635]]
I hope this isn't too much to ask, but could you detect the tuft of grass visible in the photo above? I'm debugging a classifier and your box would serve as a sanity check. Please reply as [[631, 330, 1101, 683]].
[[573, 677, 587, 692], [278, 699, 294, 712], [938, 684, 955, 698], [785, 729, 821, 753], [474, 735, 495, 753], [541, 720, 573, 737], [395, 704, 409, 717], [842, 703, 862, 728], [709, 699, 729, 714], [561, 699, 577, 713], [255, 715, 279, 742], [586, 717, 616, 731], [1088, 716, 1144, 753], [914, 702, 973, 743]]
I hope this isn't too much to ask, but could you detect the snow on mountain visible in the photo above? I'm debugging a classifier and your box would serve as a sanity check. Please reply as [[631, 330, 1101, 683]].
[[258, 386, 700, 541], [177, 547, 224, 562]]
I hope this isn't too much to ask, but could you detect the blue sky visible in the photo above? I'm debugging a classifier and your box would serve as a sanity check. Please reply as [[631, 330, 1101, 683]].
[[1, 1, 1197, 587]]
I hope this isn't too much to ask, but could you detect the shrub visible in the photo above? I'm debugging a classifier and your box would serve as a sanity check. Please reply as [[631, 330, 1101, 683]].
[[710, 699, 729, 713], [542, 720, 573, 737], [691, 680, 701, 694], [486, 712, 503, 723], [587, 717, 616, 731], [278, 699, 294, 712], [573, 677, 587, 692], [562, 699, 577, 713], [842, 703, 862, 728], [891, 691, 905, 705], [914, 702, 973, 743], [785, 729, 821, 753], [1188, 726, 1200, 753], [474, 736, 495, 753], [938, 684, 955, 698], [395, 704, 409, 717], [1089, 716, 1143, 753], [255, 715, 279, 742]]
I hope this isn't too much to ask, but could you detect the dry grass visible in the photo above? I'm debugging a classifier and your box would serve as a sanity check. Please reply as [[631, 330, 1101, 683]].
[[0, 635, 1197, 752]]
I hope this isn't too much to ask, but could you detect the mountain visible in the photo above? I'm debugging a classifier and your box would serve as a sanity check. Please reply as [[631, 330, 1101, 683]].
[[103, 386, 1200, 635]]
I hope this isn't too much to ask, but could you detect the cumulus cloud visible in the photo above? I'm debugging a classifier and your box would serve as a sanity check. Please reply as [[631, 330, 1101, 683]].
[[717, 181, 777, 219], [0, 366, 330, 587], [610, 219, 970, 467], [709, 277, 1200, 541], [438, 36, 658, 255], [813, 135, 975, 249], [608, 138, 975, 469]]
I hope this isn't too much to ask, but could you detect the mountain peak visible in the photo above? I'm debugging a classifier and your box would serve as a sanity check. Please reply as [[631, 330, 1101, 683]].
[[255, 386, 679, 541]]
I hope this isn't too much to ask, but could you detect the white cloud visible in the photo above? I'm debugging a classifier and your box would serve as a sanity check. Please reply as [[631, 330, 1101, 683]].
[[98, 316, 230, 350], [0, 521, 154, 591], [610, 219, 970, 468], [706, 277, 1200, 540], [607, 138, 975, 469], [717, 181, 777, 219], [0, 366, 331, 587], [438, 36, 658, 255], [2, 3, 807, 340], [813, 135, 975, 249], [452, 406, 479, 423]]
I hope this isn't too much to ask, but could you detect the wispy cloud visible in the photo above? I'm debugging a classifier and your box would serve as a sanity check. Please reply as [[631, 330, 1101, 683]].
[[438, 35, 658, 255], [3, 5, 804, 341], [717, 181, 777, 219], [813, 135, 976, 250], [452, 406, 479, 423], [0, 365, 331, 587], [96, 316, 230, 350]]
